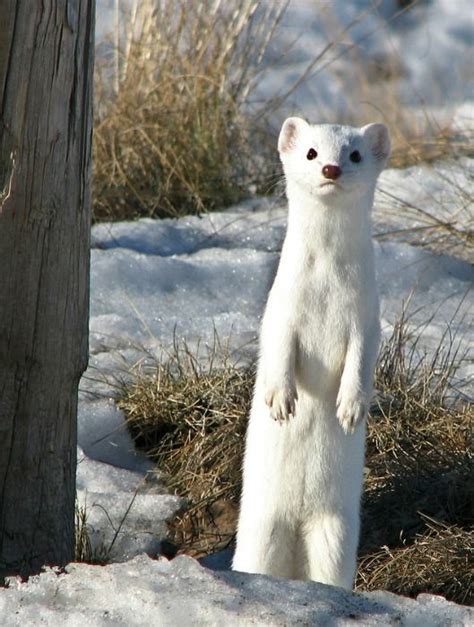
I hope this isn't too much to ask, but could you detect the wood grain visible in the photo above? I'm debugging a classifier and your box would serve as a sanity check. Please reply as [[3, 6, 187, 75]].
[[0, 0, 94, 576]]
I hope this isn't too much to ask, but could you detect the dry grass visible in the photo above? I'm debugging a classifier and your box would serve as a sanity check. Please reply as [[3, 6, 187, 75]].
[[119, 341, 252, 556], [94, 0, 284, 221], [389, 128, 473, 171], [74, 502, 109, 565], [93, 1, 473, 223], [374, 165, 474, 263], [119, 310, 472, 603], [331, 55, 474, 172], [356, 310, 473, 602], [311, 3, 474, 170], [357, 520, 473, 605], [75, 503, 92, 562]]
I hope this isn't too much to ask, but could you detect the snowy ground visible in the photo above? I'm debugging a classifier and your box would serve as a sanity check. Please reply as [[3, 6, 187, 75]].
[[2, 555, 473, 626], [2, 1, 473, 623]]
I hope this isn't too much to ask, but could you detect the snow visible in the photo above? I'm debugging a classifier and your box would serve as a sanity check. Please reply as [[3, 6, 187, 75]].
[[375, 158, 474, 250], [75, 491, 183, 562], [1, 555, 473, 626], [76, 447, 150, 493], [87, 189, 473, 394], [78, 399, 152, 471]]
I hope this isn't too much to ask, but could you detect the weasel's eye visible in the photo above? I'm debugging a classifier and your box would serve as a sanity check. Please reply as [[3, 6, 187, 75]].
[[306, 148, 318, 160], [350, 150, 362, 163]]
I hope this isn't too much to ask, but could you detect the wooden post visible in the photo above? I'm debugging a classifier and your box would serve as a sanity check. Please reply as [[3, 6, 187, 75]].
[[0, 0, 94, 576]]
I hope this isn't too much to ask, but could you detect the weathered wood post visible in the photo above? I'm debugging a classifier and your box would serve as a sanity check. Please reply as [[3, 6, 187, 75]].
[[0, 1, 94, 575]]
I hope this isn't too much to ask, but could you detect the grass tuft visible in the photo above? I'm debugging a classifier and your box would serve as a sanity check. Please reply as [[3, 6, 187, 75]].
[[119, 341, 253, 555], [356, 309, 473, 602], [75, 503, 92, 563], [94, 0, 283, 221], [357, 520, 473, 605], [74, 502, 109, 565]]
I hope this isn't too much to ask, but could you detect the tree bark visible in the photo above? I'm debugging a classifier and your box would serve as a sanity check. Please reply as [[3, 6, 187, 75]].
[[0, 1, 94, 576]]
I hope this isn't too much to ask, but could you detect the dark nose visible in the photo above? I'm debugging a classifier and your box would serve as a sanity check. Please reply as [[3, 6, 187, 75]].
[[322, 164, 342, 180]]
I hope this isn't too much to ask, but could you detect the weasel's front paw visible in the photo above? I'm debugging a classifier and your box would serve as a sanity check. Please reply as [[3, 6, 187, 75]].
[[264, 385, 298, 422], [336, 390, 367, 434]]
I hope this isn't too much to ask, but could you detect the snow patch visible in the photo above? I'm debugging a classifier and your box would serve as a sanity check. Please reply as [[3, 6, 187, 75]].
[[2, 555, 472, 626]]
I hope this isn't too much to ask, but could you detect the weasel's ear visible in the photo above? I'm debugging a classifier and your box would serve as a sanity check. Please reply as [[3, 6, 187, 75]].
[[278, 117, 309, 154], [362, 123, 391, 164]]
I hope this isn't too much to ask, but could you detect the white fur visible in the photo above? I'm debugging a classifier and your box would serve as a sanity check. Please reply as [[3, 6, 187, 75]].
[[232, 118, 390, 589]]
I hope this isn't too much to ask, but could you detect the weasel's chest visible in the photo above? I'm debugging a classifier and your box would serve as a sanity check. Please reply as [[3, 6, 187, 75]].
[[293, 265, 361, 368], [296, 261, 360, 326]]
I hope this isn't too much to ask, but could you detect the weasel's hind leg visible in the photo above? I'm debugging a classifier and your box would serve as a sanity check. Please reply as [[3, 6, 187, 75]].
[[302, 512, 359, 590], [232, 517, 297, 579]]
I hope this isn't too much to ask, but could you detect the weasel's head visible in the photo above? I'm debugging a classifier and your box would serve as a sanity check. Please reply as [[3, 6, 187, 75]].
[[278, 117, 391, 201]]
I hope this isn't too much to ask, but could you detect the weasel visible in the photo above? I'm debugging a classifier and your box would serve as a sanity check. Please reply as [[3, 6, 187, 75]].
[[232, 117, 390, 589]]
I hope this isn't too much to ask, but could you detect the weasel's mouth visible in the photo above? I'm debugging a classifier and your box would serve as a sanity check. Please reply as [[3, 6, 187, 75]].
[[319, 181, 341, 189]]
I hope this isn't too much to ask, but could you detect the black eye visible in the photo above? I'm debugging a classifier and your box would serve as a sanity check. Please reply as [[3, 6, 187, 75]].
[[350, 150, 362, 163], [306, 148, 318, 160]]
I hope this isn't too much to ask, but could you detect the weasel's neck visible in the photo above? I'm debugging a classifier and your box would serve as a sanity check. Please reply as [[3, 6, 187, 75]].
[[284, 184, 375, 262]]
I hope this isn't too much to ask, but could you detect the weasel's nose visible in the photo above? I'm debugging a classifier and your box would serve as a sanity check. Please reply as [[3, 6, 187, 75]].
[[322, 164, 342, 180]]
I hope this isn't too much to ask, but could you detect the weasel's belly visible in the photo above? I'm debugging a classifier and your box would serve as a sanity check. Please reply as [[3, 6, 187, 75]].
[[244, 392, 366, 517], [294, 283, 352, 396]]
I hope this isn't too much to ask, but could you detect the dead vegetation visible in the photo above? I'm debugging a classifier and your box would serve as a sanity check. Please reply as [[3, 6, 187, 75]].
[[358, 520, 473, 604], [389, 128, 473, 171], [93, 0, 473, 223], [74, 503, 110, 565], [374, 167, 474, 264], [75, 503, 92, 563], [93, 0, 284, 221], [356, 310, 473, 602], [308, 7, 474, 171], [119, 341, 252, 556], [119, 311, 473, 604]]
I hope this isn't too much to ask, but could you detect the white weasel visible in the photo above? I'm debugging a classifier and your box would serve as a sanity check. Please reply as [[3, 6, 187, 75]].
[[232, 117, 390, 589]]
